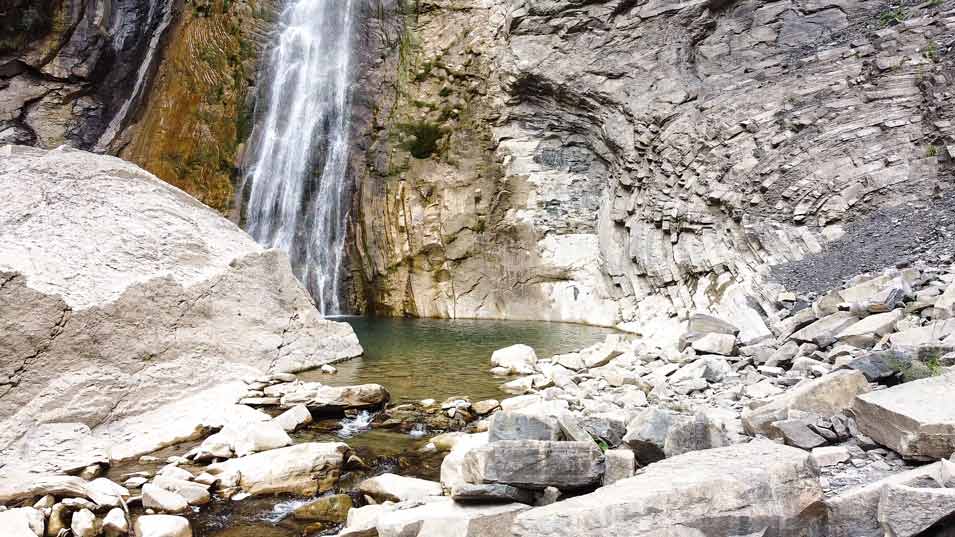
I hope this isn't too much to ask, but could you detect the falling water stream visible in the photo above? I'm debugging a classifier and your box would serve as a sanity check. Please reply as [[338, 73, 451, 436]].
[[241, 0, 357, 315]]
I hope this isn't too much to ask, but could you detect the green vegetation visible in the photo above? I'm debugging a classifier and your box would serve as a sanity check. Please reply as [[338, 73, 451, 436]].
[[878, 6, 908, 27], [924, 40, 939, 62], [927, 144, 939, 157], [399, 122, 444, 159]]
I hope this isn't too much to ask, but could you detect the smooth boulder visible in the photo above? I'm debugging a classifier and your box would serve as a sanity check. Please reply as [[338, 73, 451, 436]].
[[206, 442, 348, 496], [491, 344, 538, 374], [134, 515, 192, 537], [358, 473, 443, 503]]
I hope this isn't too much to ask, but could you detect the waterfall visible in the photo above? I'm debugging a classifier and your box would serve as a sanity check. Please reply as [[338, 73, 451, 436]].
[[241, 0, 357, 315]]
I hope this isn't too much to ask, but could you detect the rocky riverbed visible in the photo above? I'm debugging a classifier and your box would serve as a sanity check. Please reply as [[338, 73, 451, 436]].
[[5, 256, 955, 536]]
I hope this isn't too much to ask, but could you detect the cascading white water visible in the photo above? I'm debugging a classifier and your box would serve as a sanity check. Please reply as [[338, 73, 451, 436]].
[[242, 0, 356, 315]]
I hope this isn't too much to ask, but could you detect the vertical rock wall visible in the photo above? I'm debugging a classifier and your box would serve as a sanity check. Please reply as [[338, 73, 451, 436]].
[[352, 0, 955, 347]]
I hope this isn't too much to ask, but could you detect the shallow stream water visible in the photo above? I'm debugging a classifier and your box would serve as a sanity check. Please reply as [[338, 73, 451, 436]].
[[117, 318, 618, 536]]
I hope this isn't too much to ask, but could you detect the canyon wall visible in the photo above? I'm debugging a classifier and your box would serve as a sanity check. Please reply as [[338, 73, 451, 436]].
[[353, 0, 955, 347], [4, 0, 954, 349]]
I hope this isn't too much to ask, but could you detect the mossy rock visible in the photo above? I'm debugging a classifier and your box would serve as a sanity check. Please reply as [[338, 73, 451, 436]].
[[292, 494, 353, 523]]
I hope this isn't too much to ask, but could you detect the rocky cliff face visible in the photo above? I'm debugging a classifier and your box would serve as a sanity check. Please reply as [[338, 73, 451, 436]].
[[0, 0, 280, 214], [0, 0, 177, 148], [353, 0, 955, 347]]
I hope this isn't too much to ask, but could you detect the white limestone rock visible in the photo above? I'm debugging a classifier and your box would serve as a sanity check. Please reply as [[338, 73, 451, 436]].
[[0, 146, 361, 469], [358, 473, 443, 503], [206, 442, 348, 496], [134, 515, 192, 537], [490, 344, 539, 374]]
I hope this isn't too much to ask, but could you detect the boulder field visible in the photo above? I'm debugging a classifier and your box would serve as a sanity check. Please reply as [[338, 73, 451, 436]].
[[0, 145, 362, 478]]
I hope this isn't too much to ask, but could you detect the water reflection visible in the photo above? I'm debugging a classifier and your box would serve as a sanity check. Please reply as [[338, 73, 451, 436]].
[[305, 317, 619, 401]]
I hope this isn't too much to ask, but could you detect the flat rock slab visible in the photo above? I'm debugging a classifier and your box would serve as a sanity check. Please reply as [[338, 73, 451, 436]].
[[824, 462, 945, 537], [463, 440, 604, 490], [511, 440, 822, 537], [878, 484, 955, 537], [853, 372, 955, 460], [451, 483, 535, 504]]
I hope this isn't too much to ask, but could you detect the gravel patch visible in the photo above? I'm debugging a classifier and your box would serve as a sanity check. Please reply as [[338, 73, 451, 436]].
[[772, 191, 955, 296]]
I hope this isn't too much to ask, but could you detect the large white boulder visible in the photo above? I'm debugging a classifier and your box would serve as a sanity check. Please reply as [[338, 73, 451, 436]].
[[206, 442, 348, 496], [511, 440, 822, 537], [0, 145, 361, 470]]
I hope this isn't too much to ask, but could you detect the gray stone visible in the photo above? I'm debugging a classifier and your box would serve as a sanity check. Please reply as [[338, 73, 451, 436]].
[[878, 484, 955, 537], [774, 419, 828, 450], [451, 483, 535, 504], [488, 412, 561, 443], [688, 314, 739, 336], [463, 440, 604, 490], [340, 497, 528, 537], [623, 407, 681, 464], [280, 383, 389, 410], [151, 476, 210, 506], [602, 449, 635, 486], [844, 352, 904, 382], [825, 462, 946, 537], [790, 312, 860, 344], [512, 441, 821, 537], [742, 370, 870, 437], [810, 446, 850, 467], [853, 372, 955, 460], [690, 333, 736, 356]]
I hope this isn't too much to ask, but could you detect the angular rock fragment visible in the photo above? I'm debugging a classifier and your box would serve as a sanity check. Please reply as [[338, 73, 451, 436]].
[[463, 440, 604, 490], [853, 372, 955, 460], [742, 370, 869, 437], [878, 484, 955, 537], [451, 483, 536, 504]]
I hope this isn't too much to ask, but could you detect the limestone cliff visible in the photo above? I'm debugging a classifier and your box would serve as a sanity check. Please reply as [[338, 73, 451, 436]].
[[353, 0, 955, 347]]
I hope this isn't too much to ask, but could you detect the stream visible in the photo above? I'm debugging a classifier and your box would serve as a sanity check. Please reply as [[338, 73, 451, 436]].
[[108, 318, 617, 536]]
